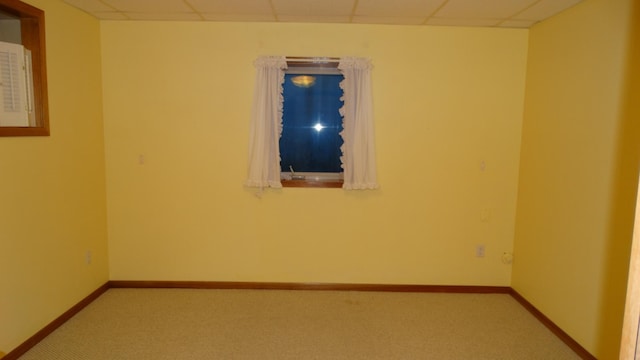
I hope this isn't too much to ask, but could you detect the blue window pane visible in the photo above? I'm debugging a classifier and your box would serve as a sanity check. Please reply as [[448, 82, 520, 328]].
[[280, 73, 344, 173]]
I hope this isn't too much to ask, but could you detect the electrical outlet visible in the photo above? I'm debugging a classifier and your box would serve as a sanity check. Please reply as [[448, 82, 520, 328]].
[[476, 245, 485, 258], [85, 250, 92, 265], [502, 252, 514, 264]]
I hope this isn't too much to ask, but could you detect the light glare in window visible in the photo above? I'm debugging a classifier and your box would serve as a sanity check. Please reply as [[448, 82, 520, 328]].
[[291, 75, 315, 88]]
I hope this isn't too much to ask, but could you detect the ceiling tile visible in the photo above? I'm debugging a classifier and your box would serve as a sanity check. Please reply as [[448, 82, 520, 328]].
[[426, 17, 501, 27], [278, 15, 350, 23], [355, 0, 443, 18], [272, 0, 355, 16], [188, 0, 273, 15], [63, 0, 115, 12], [201, 13, 276, 22], [103, 0, 192, 13], [435, 0, 536, 19], [124, 12, 203, 21], [352, 16, 426, 25], [93, 11, 129, 20], [62, 0, 583, 28], [513, 0, 582, 20]]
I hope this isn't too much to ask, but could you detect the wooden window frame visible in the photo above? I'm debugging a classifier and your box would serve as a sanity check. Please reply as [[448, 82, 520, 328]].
[[0, 0, 49, 137], [281, 179, 344, 188]]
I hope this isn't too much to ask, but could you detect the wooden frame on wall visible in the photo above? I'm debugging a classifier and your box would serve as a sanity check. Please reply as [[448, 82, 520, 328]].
[[619, 177, 640, 359], [0, 0, 49, 137]]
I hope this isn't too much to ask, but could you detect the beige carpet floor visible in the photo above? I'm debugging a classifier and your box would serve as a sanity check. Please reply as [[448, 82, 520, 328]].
[[18, 288, 581, 359]]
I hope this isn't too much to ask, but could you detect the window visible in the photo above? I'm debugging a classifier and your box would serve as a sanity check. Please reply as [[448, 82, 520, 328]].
[[246, 56, 378, 190], [0, 40, 33, 126], [0, 0, 49, 137], [279, 62, 344, 187]]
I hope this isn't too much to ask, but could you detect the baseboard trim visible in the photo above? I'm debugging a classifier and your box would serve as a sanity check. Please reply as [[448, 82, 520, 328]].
[[5, 281, 596, 360], [509, 289, 596, 360], [3, 282, 110, 360], [109, 280, 511, 293]]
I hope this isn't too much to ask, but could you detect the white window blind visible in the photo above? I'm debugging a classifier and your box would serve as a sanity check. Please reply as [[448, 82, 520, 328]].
[[0, 41, 30, 127]]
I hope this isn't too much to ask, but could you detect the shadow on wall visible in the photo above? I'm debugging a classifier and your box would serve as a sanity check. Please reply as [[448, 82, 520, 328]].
[[597, 1, 640, 358]]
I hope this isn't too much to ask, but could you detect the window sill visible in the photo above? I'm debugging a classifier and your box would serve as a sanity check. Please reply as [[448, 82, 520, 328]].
[[281, 179, 343, 188]]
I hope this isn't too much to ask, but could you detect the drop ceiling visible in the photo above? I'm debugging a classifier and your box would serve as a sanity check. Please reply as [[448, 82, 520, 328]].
[[61, 0, 583, 28]]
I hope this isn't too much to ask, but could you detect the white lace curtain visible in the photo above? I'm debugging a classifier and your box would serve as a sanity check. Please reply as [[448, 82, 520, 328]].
[[245, 56, 287, 189], [245, 56, 378, 190], [339, 57, 378, 190]]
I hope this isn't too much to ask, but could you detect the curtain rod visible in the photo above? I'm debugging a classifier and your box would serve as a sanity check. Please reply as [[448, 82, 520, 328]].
[[285, 57, 340, 63]]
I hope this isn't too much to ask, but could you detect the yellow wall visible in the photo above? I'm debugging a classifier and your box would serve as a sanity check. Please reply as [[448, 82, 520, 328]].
[[101, 22, 528, 285], [0, 0, 108, 353], [9, 1, 634, 357], [511, 0, 638, 358]]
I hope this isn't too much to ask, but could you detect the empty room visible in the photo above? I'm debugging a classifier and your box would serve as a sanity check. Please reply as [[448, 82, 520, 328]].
[[1, 0, 639, 358]]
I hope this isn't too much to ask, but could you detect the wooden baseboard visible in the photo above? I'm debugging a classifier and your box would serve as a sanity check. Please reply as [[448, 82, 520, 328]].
[[2, 282, 110, 360], [509, 288, 596, 360], [109, 280, 511, 293], [4, 280, 595, 360]]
